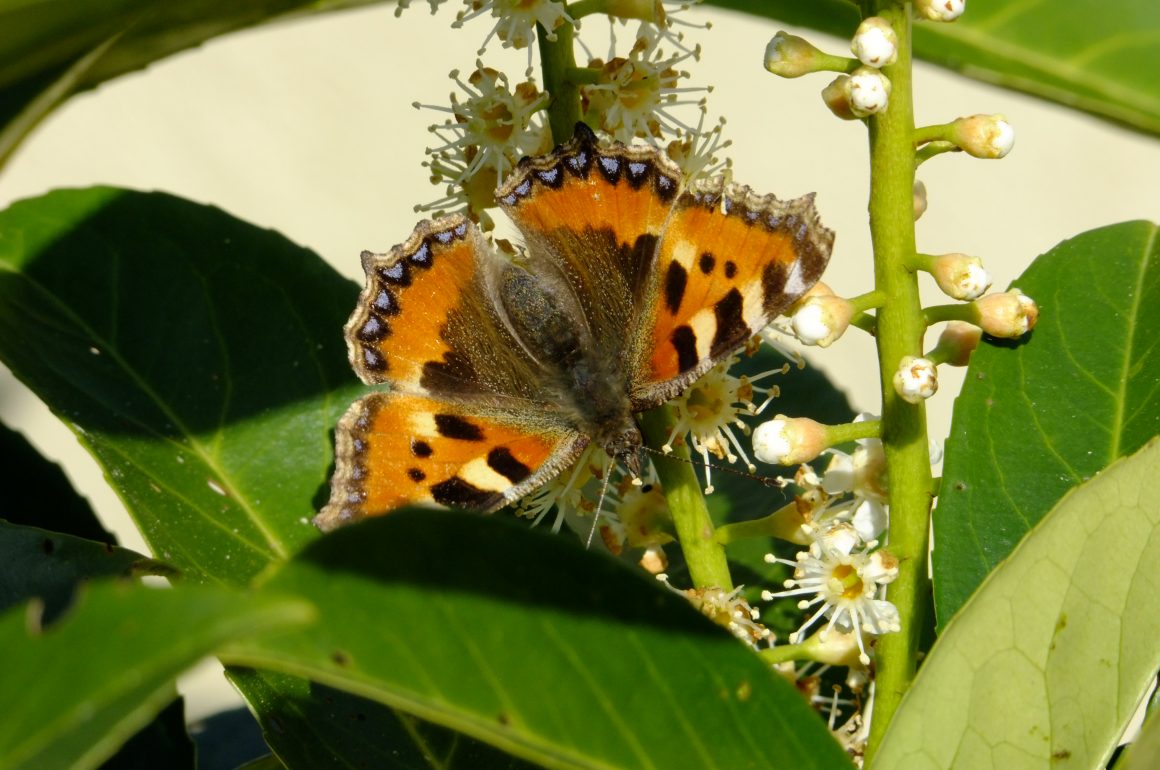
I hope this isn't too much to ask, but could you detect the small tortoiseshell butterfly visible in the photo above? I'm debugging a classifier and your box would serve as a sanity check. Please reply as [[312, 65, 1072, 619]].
[[316, 123, 833, 531]]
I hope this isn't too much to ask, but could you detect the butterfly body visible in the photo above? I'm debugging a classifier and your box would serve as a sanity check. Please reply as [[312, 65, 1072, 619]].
[[317, 124, 833, 532]]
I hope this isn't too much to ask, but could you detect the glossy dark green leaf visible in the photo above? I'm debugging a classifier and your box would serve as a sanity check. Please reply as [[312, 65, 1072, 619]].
[[224, 511, 854, 770], [932, 220, 1160, 628], [710, 0, 1160, 136], [0, 187, 362, 585], [0, 581, 313, 770], [101, 697, 196, 770], [0, 0, 386, 166], [229, 669, 540, 769], [0, 425, 196, 769], [0, 519, 170, 621], [0, 421, 111, 540]]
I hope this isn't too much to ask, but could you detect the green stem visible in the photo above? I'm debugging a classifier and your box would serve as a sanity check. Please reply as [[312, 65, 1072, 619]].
[[864, 6, 934, 764], [848, 289, 887, 313], [715, 500, 806, 546], [537, 22, 582, 143], [912, 122, 955, 146], [915, 140, 960, 166], [923, 302, 976, 326], [826, 417, 882, 444], [640, 406, 733, 590], [850, 311, 878, 334], [760, 643, 812, 665]]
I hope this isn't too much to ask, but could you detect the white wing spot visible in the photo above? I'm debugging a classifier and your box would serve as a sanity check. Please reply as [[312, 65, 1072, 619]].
[[784, 260, 807, 296]]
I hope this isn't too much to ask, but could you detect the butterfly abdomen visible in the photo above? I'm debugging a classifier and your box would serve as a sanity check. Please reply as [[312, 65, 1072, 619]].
[[498, 260, 641, 461]]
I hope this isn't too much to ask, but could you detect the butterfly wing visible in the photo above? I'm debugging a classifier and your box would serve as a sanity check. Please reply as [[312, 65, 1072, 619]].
[[497, 124, 681, 382], [318, 215, 586, 531], [496, 123, 834, 411], [318, 391, 584, 531], [632, 177, 834, 406]]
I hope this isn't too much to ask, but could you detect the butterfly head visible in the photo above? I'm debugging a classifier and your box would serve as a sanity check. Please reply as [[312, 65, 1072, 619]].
[[602, 424, 643, 480]]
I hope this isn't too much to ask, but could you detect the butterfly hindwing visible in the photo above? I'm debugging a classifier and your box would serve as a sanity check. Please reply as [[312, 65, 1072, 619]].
[[633, 178, 834, 406], [321, 214, 586, 529], [317, 391, 584, 531]]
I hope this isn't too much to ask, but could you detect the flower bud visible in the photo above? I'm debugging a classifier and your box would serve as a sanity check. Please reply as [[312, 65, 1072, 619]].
[[913, 180, 928, 221], [753, 416, 829, 466], [916, 0, 965, 22], [848, 66, 891, 117], [975, 290, 1039, 337], [821, 75, 858, 120], [934, 321, 983, 366], [893, 356, 938, 403], [953, 114, 1014, 158], [765, 32, 827, 78], [791, 293, 854, 347], [851, 17, 897, 68], [931, 253, 991, 300], [800, 629, 865, 667]]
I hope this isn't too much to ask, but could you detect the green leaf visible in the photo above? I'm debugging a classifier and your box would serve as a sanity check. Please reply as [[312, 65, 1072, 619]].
[[0, 421, 112, 540], [1120, 701, 1160, 770], [710, 0, 1160, 136], [875, 438, 1160, 769], [0, 581, 314, 770], [0, 520, 170, 621], [224, 510, 854, 770], [932, 221, 1160, 628], [0, 187, 362, 585], [101, 697, 196, 770], [0, 0, 386, 167], [229, 669, 541, 769]]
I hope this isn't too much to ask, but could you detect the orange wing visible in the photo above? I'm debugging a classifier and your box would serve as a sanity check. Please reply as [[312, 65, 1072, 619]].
[[316, 391, 584, 531], [325, 215, 582, 527], [635, 179, 834, 406], [497, 124, 681, 379]]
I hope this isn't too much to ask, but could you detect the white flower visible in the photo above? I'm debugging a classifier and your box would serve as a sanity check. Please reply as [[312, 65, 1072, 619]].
[[916, 0, 966, 22], [763, 523, 901, 664], [658, 574, 773, 649], [662, 351, 787, 492], [582, 24, 708, 142], [893, 355, 938, 403], [848, 66, 891, 117], [664, 110, 732, 182], [933, 320, 982, 366], [913, 179, 927, 221], [953, 114, 1014, 159], [851, 17, 897, 68], [764, 31, 827, 78], [395, 0, 449, 16], [931, 253, 991, 300], [753, 416, 828, 466], [414, 66, 550, 219], [514, 444, 600, 531], [816, 419, 888, 542], [975, 290, 1039, 337], [454, 0, 576, 72], [790, 293, 853, 347]]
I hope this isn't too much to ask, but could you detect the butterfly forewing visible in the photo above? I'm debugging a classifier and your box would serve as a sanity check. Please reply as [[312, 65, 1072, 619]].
[[634, 181, 834, 407]]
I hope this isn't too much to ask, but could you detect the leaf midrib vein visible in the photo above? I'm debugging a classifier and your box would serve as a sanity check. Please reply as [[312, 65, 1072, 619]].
[[19, 266, 289, 560], [1111, 224, 1158, 459]]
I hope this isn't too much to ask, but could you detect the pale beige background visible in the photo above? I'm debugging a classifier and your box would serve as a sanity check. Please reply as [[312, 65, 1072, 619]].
[[2, 4, 1158, 719]]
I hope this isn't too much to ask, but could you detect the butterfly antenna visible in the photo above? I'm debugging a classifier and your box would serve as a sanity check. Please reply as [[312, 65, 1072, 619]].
[[585, 453, 617, 549], [639, 445, 786, 489]]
